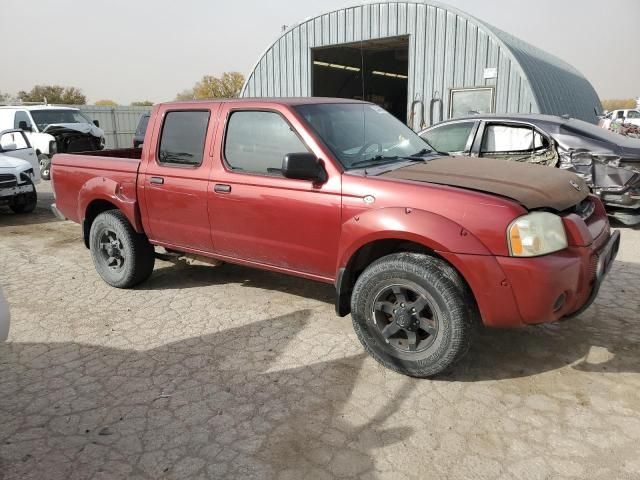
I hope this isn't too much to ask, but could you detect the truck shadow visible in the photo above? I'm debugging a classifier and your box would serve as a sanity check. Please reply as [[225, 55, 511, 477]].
[[141, 258, 640, 381], [441, 259, 640, 381], [139, 261, 336, 305], [0, 311, 412, 479]]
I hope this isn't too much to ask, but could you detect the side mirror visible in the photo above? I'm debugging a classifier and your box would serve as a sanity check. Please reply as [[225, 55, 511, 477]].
[[18, 121, 32, 132], [282, 152, 327, 182], [93, 120, 100, 128]]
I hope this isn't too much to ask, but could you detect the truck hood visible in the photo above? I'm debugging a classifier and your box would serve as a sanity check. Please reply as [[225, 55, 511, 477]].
[[380, 156, 588, 211], [0, 155, 32, 171], [43, 123, 104, 138]]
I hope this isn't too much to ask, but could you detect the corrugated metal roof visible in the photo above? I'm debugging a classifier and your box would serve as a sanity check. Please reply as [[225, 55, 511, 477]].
[[241, 1, 602, 124], [469, 20, 603, 123]]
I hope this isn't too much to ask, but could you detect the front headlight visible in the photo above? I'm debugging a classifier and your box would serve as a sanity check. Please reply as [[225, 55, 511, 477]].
[[507, 212, 568, 257], [49, 140, 57, 155]]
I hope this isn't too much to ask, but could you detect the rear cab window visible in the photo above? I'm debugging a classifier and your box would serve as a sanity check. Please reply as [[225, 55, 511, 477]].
[[223, 110, 309, 176], [158, 111, 210, 166]]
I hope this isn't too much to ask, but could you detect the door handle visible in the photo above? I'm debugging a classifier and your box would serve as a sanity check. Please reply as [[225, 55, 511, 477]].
[[214, 184, 231, 193], [150, 176, 164, 185]]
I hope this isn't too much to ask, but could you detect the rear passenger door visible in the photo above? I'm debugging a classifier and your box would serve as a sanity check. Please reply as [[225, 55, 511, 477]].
[[141, 106, 220, 251]]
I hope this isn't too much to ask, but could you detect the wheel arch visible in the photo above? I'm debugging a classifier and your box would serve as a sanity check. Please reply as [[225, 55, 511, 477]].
[[77, 177, 143, 248], [334, 208, 489, 317]]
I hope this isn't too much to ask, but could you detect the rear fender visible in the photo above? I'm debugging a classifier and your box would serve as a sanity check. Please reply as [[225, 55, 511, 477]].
[[77, 176, 143, 233]]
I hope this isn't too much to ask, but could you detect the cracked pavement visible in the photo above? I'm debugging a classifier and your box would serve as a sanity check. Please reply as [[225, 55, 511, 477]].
[[1, 182, 639, 479]]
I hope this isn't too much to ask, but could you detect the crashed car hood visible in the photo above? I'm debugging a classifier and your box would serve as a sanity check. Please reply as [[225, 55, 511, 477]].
[[380, 156, 588, 211], [43, 123, 103, 138]]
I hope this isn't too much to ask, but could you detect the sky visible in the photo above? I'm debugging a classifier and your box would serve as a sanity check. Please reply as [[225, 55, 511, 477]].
[[1, 0, 638, 104]]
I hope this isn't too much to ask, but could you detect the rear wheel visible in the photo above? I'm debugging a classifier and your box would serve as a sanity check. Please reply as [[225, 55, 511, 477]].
[[89, 210, 155, 288], [351, 252, 478, 378]]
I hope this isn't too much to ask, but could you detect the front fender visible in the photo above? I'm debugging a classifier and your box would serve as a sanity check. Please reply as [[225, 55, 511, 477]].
[[337, 207, 492, 270], [77, 176, 143, 232]]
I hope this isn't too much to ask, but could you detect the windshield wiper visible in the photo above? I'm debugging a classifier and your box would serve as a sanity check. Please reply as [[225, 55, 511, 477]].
[[399, 148, 435, 160], [349, 155, 400, 168]]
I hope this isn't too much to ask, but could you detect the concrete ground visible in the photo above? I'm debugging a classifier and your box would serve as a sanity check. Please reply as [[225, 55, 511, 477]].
[[1, 182, 639, 480]]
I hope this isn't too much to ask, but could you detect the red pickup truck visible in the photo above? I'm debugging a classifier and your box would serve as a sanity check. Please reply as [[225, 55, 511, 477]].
[[51, 98, 619, 377]]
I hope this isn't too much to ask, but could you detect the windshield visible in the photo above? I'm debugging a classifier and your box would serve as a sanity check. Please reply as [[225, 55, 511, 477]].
[[294, 103, 433, 169], [136, 114, 150, 135], [30, 109, 94, 131]]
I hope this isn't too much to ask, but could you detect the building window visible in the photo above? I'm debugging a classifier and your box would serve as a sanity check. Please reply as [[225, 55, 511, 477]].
[[449, 87, 495, 119]]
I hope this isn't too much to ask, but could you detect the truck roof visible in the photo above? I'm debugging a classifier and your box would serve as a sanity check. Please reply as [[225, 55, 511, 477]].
[[0, 105, 80, 111], [156, 97, 370, 108]]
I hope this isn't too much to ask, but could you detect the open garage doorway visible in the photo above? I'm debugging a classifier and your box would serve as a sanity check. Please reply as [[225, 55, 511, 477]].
[[312, 36, 409, 122]]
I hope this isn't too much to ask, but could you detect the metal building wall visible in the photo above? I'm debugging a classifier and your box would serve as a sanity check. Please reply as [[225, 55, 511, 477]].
[[242, 1, 601, 126], [75, 105, 151, 149], [242, 1, 536, 130]]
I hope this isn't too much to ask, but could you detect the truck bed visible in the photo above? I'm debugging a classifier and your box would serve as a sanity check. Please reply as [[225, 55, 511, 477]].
[[51, 149, 142, 225], [63, 148, 142, 159]]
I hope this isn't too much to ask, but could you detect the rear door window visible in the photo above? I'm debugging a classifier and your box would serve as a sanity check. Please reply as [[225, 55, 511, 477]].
[[158, 111, 210, 166], [420, 122, 475, 153], [224, 110, 308, 176], [480, 124, 549, 154]]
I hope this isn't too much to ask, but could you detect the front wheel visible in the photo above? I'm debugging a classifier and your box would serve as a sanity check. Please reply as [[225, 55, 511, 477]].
[[351, 252, 478, 378], [89, 210, 155, 288], [39, 155, 51, 181]]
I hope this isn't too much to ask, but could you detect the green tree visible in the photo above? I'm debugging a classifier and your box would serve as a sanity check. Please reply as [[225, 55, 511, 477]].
[[95, 99, 118, 106], [601, 98, 637, 111], [17, 85, 86, 105], [0, 91, 10, 103], [175, 89, 195, 101], [130, 100, 154, 106], [176, 72, 245, 100]]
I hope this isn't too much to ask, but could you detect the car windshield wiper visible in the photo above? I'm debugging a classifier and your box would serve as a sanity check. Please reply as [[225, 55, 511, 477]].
[[400, 148, 434, 160], [349, 155, 401, 168]]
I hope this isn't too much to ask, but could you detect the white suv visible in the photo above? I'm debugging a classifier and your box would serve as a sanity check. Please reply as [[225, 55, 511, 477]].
[[0, 105, 105, 180]]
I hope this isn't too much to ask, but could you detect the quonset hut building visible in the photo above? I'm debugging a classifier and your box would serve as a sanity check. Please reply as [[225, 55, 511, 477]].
[[241, 1, 602, 129]]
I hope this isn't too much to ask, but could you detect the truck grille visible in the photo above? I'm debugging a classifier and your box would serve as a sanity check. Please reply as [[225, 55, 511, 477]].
[[0, 173, 17, 188]]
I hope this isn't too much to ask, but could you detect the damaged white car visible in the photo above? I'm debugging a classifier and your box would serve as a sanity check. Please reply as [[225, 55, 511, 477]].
[[0, 129, 40, 213], [0, 105, 105, 180]]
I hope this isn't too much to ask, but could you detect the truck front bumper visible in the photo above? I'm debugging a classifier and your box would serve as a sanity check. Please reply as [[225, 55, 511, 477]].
[[439, 229, 620, 328], [0, 183, 34, 199]]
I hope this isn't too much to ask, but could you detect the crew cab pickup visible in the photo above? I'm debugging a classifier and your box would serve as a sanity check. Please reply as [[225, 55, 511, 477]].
[[51, 98, 620, 378]]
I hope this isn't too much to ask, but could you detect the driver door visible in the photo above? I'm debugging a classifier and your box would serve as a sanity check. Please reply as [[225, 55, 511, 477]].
[[207, 105, 342, 280]]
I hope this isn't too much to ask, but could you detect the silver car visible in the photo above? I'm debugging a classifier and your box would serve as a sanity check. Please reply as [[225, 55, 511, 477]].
[[0, 287, 9, 341]]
